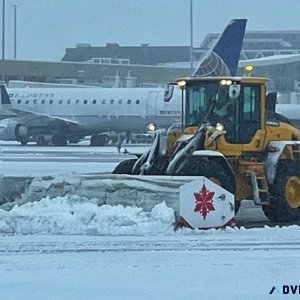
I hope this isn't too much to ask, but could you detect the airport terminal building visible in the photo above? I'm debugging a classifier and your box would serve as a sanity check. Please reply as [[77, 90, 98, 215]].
[[3, 30, 300, 101]]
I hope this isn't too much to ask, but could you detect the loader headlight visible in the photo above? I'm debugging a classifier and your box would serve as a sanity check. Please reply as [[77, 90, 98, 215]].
[[220, 79, 232, 86], [147, 122, 157, 132], [216, 123, 224, 131], [177, 80, 187, 88]]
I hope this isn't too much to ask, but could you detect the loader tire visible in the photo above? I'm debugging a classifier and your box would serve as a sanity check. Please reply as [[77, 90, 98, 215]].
[[112, 158, 137, 174], [262, 160, 300, 223], [174, 158, 238, 211]]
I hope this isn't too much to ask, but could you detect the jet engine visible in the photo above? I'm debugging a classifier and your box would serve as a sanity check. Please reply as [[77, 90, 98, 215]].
[[0, 121, 28, 141]]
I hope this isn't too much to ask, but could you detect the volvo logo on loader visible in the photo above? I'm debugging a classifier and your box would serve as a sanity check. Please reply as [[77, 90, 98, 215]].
[[179, 177, 235, 229]]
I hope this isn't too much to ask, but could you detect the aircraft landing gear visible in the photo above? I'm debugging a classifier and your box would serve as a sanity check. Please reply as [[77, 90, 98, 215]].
[[52, 135, 67, 146], [90, 134, 108, 146], [20, 139, 28, 146], [37, 136, 47, 146]]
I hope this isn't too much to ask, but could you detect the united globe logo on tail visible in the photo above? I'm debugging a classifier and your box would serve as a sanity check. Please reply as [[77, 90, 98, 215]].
[[193, 19, 247, 77], [192, 52, 231, 77]]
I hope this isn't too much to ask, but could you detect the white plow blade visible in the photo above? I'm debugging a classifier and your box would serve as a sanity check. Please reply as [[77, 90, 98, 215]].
[[179, 176, 235, 229]]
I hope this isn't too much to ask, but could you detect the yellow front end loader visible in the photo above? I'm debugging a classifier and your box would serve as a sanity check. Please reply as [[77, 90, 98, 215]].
[[113, 76, 300, 223]]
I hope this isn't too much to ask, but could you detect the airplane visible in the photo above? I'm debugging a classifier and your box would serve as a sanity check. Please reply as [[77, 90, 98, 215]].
[[275, 104, 300, 128], [0, 86, 181, 146], [0, 18, 247, 146]]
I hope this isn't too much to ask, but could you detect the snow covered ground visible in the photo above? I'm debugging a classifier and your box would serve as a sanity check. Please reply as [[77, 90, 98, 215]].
[[0, 197, 299, 299], [0, 142, 148, 176], [0, 143, 299, 299]]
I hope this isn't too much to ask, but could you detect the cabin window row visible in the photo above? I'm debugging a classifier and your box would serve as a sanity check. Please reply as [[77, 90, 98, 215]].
[[15, 99, 141, 105], [9, 93, 55, 98]]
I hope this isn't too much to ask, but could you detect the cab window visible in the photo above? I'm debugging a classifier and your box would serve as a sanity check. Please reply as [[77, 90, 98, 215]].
[[241, 85, 260, 122], [236, 84, 261, 144], [186, 87, 206, 125]]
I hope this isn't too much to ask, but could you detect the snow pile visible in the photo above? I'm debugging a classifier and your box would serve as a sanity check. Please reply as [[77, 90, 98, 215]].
[[0, 175, 32, 205], [0, 196, 175, 235], [2, 173, 191, 213]]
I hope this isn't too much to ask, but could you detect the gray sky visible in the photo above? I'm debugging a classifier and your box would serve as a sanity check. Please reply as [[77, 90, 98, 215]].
[[4, 0, 300, 61]]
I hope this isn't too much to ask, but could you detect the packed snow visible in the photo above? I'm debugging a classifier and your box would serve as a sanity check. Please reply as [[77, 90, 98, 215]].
[[0, 198, 175, 235]]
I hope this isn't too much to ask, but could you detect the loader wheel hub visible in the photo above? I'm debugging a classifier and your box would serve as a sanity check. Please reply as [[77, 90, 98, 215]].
[[286, 176, 300, 208]]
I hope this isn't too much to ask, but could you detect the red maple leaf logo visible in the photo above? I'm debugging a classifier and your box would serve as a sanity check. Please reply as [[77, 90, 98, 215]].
[[194, 184, 215, 220]]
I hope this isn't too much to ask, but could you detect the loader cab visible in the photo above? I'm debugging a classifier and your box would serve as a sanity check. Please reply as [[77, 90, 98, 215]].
[[177, 77, 268, 153]]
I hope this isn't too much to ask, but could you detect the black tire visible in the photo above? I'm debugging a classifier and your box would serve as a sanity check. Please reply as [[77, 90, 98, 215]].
[[90, 135, 108, 146], [20, 140, 28, 146], [140, 155, 169, 175], [68, 137, 80, 144], [174, 157, 237, 211], [262, 160, 300, 222], [37, 136, 46, 146], [52, 135, 67, 146], [112, 158, 137, 174], [234, 200, 241, 214]]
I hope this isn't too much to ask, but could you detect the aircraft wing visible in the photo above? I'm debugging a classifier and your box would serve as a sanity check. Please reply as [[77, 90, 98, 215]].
[[0, 85, 79, 127], [10, 108, 80, 127], [0, 108, 17, 118]]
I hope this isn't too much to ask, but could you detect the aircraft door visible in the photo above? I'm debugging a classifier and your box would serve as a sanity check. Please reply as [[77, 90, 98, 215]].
[[146, 91, 159, 115]]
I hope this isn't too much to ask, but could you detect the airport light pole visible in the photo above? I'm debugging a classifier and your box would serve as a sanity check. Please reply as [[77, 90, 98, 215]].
[[189, 0, 193, 72], [1, 0, 5, 82], [12, 4, 17, 59]]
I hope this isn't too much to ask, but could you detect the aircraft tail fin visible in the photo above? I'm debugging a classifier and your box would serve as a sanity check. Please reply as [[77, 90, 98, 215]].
[[193, 19, 247, 77], [0, 85, 11, 105]]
